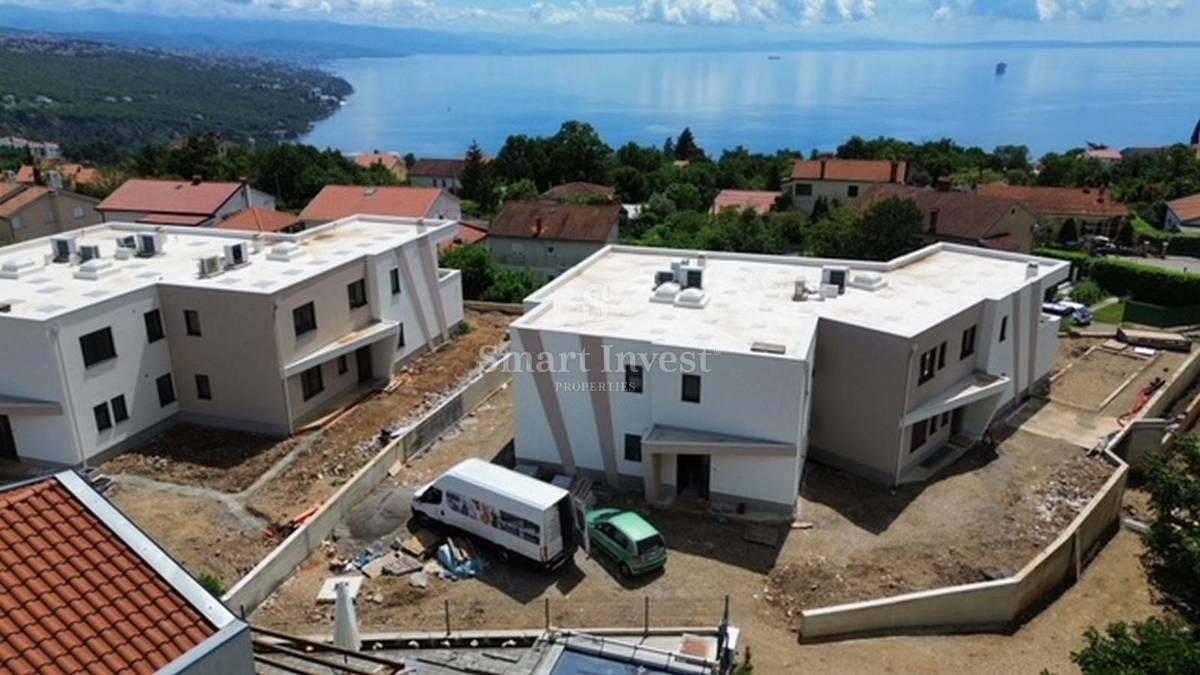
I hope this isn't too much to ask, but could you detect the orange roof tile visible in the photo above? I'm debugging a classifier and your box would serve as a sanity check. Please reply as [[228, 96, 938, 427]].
[[540, 182, 615, 203], [300, 185, 452, 222], [439, 222, 489, 252], [866, 185, 1032, 247], [790, 159, 907, 184], [0, 475, 216, 674], [97, 179, 243, 217], [0, 185, 50, 219], [711, 189, 779, 216], [977, 183, 1129, 220], [218, 207, 301, 233], [1167, 193, 1200, 224], [491, 201, 621, 242], [15, 165, 34, 184], [354, 153, 400, 171], [409, 158, 468, 179]]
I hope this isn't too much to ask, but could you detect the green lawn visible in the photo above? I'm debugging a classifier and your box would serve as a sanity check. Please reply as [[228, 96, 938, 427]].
[[1093, 302, 1126, 324]]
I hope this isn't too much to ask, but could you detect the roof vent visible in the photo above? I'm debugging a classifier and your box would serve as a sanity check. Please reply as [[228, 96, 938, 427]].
[[78, 244, 101, 263], [197, 255, 223, 278], [793, 279, 810, 301], [364, 187, 377, 197], [224, 242, 249, 269], [847, 271, 887, 291], [267, 241, 306, 262], [651, 281, 680, 303], [751, 341, 787, 355], [49, 235, 77, 263], [136, 232, 165, 258], [821, 265, 849, 295], [1025, 261, 1039, 279], [674, 286, 709, 309], [0, 257, 40, 280], [73, 258, 117, 281]]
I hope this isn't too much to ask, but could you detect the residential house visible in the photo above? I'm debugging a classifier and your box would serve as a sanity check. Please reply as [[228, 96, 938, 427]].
[[867, 185, 1039, 253], [541, 182, 616, 204], [1166, 194, 1200, 233], [57, 162, 102, 191], [489, 201, 621, 280], [976, 183, 1129, 238], [439, 220, 489, 253], [299, 185, 462, 227], [218, 207, 304, 234], [1082, 147, 1123, 164], [710, 189, 780, 216], [0, 136, 61, 161], [512, 244, 1067, 514], [0, 470, 254, 673], [782, 159, 907, 213], [96, 178, 276, 228], [0, 182, 101, 243], [408, 158, 469, 191], [13, 165, 34, 184], [354, 151, 407, 181], [0, 216, 463, 466]]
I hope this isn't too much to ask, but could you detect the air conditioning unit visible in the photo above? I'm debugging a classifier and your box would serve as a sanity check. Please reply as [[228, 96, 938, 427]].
[[116, 235, 137, 249], [78, 244, 101, 262], [49, 235, 77, 263], [821, 266, 849, 295], [136, 232, 164, 258], [224, 242, 248, 268], [197, 255, 223, 278]]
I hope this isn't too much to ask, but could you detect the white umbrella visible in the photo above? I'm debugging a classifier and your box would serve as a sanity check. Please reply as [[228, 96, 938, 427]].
[[333, 581, 361, 653]]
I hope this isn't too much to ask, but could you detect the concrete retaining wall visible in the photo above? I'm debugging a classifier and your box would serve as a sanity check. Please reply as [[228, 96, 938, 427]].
[[464, 300, 525, 315], [798, 448, 1128, 640], [222, 352, 513, 615]]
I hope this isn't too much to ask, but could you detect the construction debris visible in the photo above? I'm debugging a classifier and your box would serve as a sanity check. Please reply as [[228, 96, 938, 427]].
[[316, 576, 363, 603], [397, 529, 442, 559], [362, 551, 423, 579]]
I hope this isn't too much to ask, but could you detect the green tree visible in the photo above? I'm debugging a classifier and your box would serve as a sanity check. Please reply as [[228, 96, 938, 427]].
[[1057, 218, 1079, 245], [663, 183, 704, 213], [403, 153, 416, 169], [1116, 219, 1135, 249], [483, 268, 540, 303], [674, 127, 705, 162], [1073, 620, 1200, 674], [459, 140, 497, 212], [439, 245, 497, 300], [808, 198, 927, 261], [502, 179, 540, 203]]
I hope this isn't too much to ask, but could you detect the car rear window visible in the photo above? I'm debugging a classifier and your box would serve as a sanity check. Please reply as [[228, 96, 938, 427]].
[[636, 535, 665, 555]]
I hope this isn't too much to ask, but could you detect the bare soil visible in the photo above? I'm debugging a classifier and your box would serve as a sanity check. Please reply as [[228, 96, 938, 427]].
[[102, 425, 285, 493], [1052, 349, 1153, 410]]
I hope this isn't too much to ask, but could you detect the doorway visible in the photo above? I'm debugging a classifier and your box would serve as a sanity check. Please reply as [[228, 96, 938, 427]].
[[0, 415, 17, 461], [355, 346, 374, 383], [676, 454, 710, 500], [951, 407, 964, 435]]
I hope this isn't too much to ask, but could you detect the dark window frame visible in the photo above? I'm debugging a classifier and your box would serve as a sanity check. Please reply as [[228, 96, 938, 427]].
[[337, 355, 349, 375], [937, 342, 947, 369], [681, 373, 701, 404], [156, 373, 176, 407], [961, 324, 978, 359], [625, 365, 644, 394], [389, 268, 401, 295], [918, 348, 937, 384], [398, 324, 406, 348], [847, 184, 860, 198], [293, 302, 317, 337], [143, 309, 165, 343], [184, 310, 202, 337], [795, 183, 813, 197], [300, 365, 324, 401], [195, 374, 212, 401], [999, 316, 1008, 342], [910, 420, 927, 453], [93, 403, 112, 432], [347, 279, 368, 310], [110, 395, 128, 424], [79, 327, 117, 367], [624, 433, 642, 462]]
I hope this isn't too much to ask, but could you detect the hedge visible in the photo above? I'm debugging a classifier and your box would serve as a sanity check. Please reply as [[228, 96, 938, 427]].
[[1090, 258, 1200, 307], [1166, 235, 1200, 257], [1033, 247, 1089, 265]]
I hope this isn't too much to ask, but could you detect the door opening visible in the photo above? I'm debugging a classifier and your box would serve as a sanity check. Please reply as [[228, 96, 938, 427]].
[[676, 454, 710, 500], [951, 407, 964, 435], [355, 346, 374, 383]]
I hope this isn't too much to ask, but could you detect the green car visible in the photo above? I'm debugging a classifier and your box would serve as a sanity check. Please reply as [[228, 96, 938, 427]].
[[586, 508, 667, 576]]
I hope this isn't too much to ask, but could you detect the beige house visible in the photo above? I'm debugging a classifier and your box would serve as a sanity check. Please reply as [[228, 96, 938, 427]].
[[488, 201, 621, 280], [782, 159, 907, 213], [866, 185, 1039, 253], [0, 182, 101, 244], [976, 183, 1129, 239]]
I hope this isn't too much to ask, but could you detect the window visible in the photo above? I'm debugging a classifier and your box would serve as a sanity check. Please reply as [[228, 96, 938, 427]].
[[110, 396, 128, 424], [93, 403, 112, 432], [910, 420, 927, 452], [390, 268, 401, 295], [11, 215, 23, 230], [45, 210, 56, 224], [960, 325, 978, 359], [624, 434, 642, 462], [999, 316, 1008, 342], [293, 302, 317, 336], [682, 374, 701, 404], [143, 309, 165, 343], [156, 374, 176, 406], [929, 415, 938, 434], [195, 374, 212, 400], [337, 355, 348, 375], [397, 324, 405, 348], [547, 246, 556, 256], [795, 183, 813, 197], [347, 279, 368, 309], [184, 310, 202, 337], [79, 327, 117, 367], [941, 411, 951, 426], [72, 206, 85, 219], [847, 185, 860, 198], [918, 348, 937, 384], [937, 342, 947, 369], [301, 365, 324, 401], [625, 365, 644, 394]]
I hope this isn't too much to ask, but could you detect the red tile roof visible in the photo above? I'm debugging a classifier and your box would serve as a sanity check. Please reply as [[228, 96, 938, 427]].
[[219, 207, 301, 233], [97, 179, 243, 217], [791, 159, 906, 184], [439, 222, 489, 252], [1083, 148, 1123, 162], [490, 201, 621, 242], [15, 165, 34, 184], [540, 182, 616, 203], [711, 189, 780, 216], [135, 213, 210, 227], [976, 183, 1129, 220], [409, 158, 468, 179], [1167, 193, 1200, 224], [0, 185, 50, 219], [0, 475, 217, 674], [300, 185, 453, 222], [354, 153, 401, 172], [866, 185, 1033, 247]]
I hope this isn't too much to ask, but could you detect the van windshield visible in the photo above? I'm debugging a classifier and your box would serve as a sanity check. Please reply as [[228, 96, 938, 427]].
[[636, 535, 665, 555]]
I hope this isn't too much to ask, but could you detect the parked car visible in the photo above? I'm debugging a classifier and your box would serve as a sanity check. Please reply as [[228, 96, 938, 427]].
[[585, 508, 667, 577], [412, 459, 582, 569], [1042, 301, 1093, 326]]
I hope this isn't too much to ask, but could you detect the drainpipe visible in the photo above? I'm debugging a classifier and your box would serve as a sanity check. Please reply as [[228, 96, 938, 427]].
[[895, 343, 919, 485]]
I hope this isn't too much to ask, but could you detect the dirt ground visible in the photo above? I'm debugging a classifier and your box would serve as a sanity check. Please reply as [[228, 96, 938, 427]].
[[1052, 349, 1156, 410], [98, 310, 512, 588]]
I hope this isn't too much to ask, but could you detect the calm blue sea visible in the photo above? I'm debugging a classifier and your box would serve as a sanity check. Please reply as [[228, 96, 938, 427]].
[[303, 48, 1200, 158]]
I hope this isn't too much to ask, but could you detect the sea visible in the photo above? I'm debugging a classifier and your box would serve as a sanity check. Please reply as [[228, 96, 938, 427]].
[[302, 47, 1200, 158]]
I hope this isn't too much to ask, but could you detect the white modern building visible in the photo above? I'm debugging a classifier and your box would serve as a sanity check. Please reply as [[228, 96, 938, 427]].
[[510, 244, 1068, 515], [0, 215, 463, 467]]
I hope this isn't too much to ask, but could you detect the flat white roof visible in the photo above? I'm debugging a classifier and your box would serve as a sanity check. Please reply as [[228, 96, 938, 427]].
[[516, 244, 1068, 358], [445, 458, 568, 510], [0, 215, 457, 321]]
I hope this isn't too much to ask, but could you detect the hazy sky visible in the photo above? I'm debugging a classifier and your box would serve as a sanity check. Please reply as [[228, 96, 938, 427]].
[[17, 0, 1198, 45]]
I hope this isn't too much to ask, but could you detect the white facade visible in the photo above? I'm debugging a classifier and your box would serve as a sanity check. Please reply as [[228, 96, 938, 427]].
[[0, 216, 463, 466], [509, 244, 1068, 514]]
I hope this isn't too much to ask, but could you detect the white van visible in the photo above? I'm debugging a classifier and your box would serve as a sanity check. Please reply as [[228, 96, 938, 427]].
[[411, 459, 582, 569]]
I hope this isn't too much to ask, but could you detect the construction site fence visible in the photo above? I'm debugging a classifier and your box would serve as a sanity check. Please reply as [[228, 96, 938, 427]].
[[1121, 301, 1200, 329], [222, 351, 514, 615]]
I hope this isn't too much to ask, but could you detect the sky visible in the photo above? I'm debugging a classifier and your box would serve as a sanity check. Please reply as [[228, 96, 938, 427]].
[[13, 0, 1198, 46]]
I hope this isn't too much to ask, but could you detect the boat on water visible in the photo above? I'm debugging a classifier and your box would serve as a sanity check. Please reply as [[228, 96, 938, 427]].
[[768, 55, 781, 61], [995, 62, 1007, 75]]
